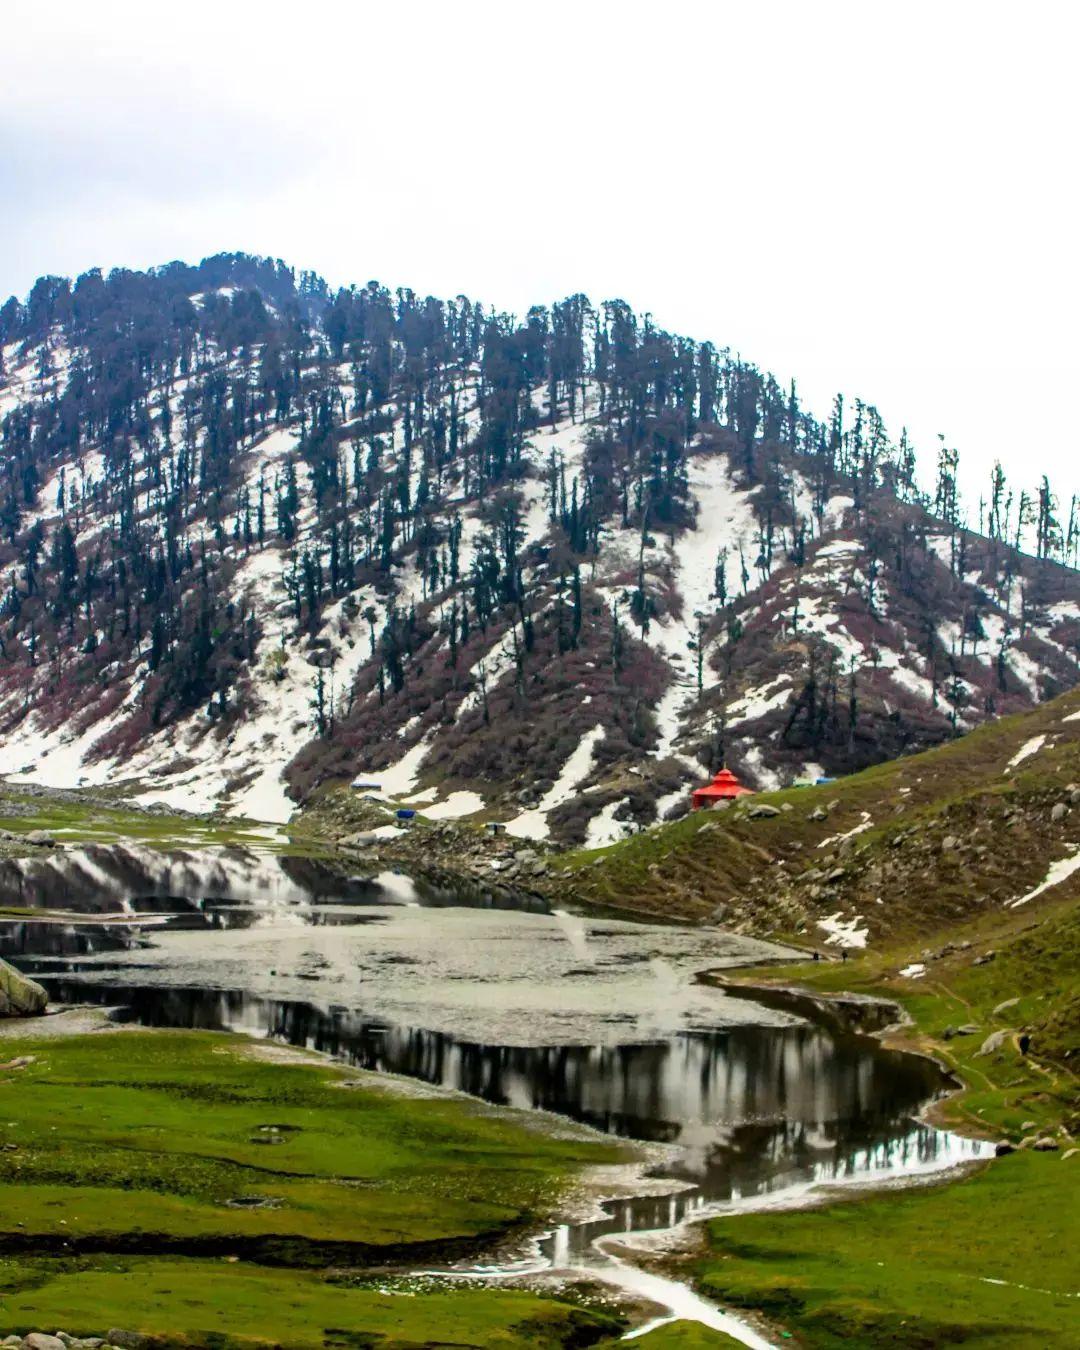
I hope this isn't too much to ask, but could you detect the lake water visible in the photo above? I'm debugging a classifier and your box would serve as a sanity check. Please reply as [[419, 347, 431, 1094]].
[[4, 845, 993, 1342]]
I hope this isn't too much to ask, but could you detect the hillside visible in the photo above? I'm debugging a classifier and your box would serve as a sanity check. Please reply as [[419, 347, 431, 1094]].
[[1, 254, 1077, 842], [552, 686, 1080, 970]]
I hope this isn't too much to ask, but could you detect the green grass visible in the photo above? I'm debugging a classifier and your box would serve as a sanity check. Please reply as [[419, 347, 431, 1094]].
[[695, 1152, 1077, 1348], [609, 1321, 746, 1346], [0, 1029, 623, 1260], [0, 1257, 624, 1347], [684, 894, 1080, 1347]]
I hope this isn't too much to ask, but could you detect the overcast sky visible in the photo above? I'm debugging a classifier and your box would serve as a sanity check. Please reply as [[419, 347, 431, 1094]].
[[2, 1, 1076, 513]]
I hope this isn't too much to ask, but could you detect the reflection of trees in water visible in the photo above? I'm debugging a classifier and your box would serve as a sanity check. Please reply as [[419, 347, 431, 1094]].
[[41, 982, 943, 1153]]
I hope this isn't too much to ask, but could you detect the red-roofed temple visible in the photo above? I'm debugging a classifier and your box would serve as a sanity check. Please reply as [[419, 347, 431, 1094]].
[[690, 767, 752, 810]]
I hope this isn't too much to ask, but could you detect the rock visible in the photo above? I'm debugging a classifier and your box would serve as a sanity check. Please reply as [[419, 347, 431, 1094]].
[[941, 835, 959, 851], [1050, 802, 1068, 823], [513, 849, 537, 863], [1021, 1120, 1037, 1130], [23, 1337, 67, 1350], [955, 1024, 980, 1037], [1032, 1136, 1060, 1152], [781, 802, 793, 812], [1070, 787, 1080, 806], [993, 997, 1021, 1017], [975, 1029, 1011, 1057], [0, 958, 47, 1017], [107, 1334, 150, 1350], [809, 807, 828, 822], [26, 830, 56, 847], [1062, 1148, 1078, 1161], [304, 649, 335, 668], [972, 950, 996, 966], [746, 803, 780, 819], [994, 1140, 1017, 1156], [827, 867, 846, 883]]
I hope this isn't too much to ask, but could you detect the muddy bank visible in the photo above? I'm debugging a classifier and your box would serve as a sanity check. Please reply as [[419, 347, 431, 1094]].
[[701, 974, 906, 1036]]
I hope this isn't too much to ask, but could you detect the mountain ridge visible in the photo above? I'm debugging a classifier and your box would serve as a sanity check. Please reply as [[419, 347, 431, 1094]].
[[0, 253, 1077, 837]]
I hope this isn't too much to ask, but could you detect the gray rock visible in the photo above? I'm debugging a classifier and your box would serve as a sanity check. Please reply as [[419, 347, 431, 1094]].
[[305, 649, 335, 668], [809, 807, 828, 822], [941, 835, 959, 851], [1062, 1148, 1078, 1161], [1032, 1136, 1060, 1152], [107, 1331, 149, 1349], [994, 1140, 1017, 1156], [993, 997, 1020, 1017], [23, 1337, 67, 1350], [746, 803, 781, 819], [972, 950, 996, 966], [0, 957, 47, 1017], [26, 830, 56, 847], [975, 1029, 1011, 1057], [1050, 802, 1068, 823]]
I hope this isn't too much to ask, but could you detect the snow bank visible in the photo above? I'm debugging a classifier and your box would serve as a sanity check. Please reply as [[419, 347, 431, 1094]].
[[1005, 735, 1046, 772], [817, 912, 869, 948], [505, 724, 605, 839], [1007, 846, 1080, 908]]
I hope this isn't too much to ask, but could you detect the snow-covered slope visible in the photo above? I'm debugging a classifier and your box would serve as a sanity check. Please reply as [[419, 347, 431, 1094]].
[[1, 264, 1077, 840]]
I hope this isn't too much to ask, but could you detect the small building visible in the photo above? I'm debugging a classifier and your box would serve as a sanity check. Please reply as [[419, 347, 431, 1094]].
[[691, 767, 752, 811]]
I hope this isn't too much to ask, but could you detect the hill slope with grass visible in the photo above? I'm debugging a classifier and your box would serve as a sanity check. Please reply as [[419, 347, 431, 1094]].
[[553, 685, 1080, 949]]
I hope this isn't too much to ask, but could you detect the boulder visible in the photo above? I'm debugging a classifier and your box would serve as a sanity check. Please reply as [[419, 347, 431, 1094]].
[[975, 1029, 1011, 1057], [1050, 802, 1068, 823], [26, 831, 56, 848], [23, 1337, 66, 1350], [305, 649, 335, 669], [994, 1140, 1017, 1156], [0, 958, 47, 1017], [1032, 1136, 1060, 1152], [809, 806, 828, 822], [993, 997, 1020, 1017], [107, 1331, 150, 1349], [746, 803, 781, 819]]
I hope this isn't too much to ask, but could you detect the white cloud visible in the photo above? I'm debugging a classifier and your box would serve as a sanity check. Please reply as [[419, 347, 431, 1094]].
[[1, 0, 1076, 504]]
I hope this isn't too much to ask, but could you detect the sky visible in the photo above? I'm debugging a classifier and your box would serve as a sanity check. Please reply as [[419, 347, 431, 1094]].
[[2, 0, 1077, 514]]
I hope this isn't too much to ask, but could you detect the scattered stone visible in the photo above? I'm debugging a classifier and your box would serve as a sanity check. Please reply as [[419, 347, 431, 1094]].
[[993, 997, 1021, 1017], [827, 867, 846, 883], [781, 802, 793, 812], [972, 951, 996, 966], [23, 1337, 66, 1350], [1050, 802, 1068, 823], [746, 803, 781, 819], [107, 1331, 150, 1349], [1032, 1136, 1060, 1152], [1020, 1120, 1037, 1130], [975, 1029, 1011, 1057], [809, 807, 828, 822], [304, 649, 335, 668], [1062, 1148, 1078, 1161], [26, 831, 56, 847], [941, 835, 959, 852], [994, 1140, 1017, 1156]]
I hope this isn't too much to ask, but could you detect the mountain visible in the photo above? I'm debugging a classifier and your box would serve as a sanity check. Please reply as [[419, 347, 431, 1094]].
[[0, 253, 1077, 839]]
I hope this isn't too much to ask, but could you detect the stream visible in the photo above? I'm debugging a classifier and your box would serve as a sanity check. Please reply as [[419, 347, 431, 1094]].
[[3, 845, 994, 1344]]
